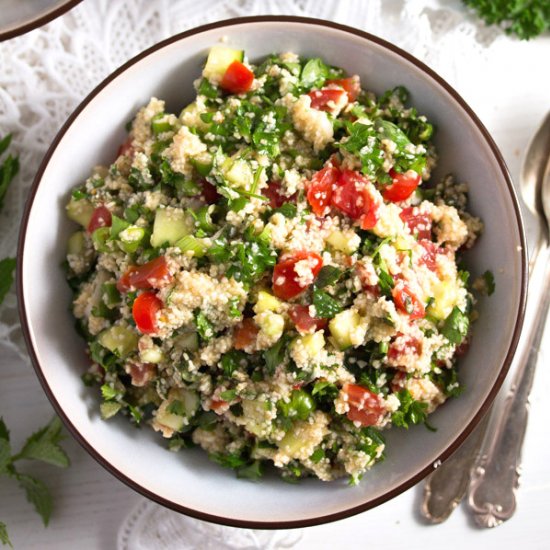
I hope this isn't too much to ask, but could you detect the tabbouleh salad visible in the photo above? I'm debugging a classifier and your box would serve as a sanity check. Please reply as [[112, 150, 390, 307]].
[[65, 46, 484, 484]]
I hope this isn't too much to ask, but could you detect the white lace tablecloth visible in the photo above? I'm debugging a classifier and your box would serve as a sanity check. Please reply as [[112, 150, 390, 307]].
[[0, 1, 549, 548]]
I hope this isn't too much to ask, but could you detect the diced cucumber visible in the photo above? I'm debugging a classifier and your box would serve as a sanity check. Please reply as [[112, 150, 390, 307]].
[[203, 46, 244, 82], [180, 102, 210, 131], [326, 229, 360, 255], [278, 415, 325, 458], [256, 311, 285, 341], [328, 309, 366, 350], [221, 157, 254, 189], [66, 197, 94, 227], [139, 345, 164, 364], [254, 290, 282, 314], [67, 231, 86, 256], [150, 207, 193, 248], [293, 331, 325, 359], [100, 401, 122, 420], [428, 278, 459, 321], [155, 388, 199, 432], [98, 325, 138, 357], [175, 331, 199, 352], [241, 399, 272, 437]]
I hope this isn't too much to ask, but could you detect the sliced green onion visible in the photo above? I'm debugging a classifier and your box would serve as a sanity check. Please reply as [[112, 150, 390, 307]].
[[92, 227, 111, 252], [175, 235, 209, 257], [188, 205, 217, 234], [151, 113, 175, 135], [119, 225, 146, 253], [101, 283, 121, 308]]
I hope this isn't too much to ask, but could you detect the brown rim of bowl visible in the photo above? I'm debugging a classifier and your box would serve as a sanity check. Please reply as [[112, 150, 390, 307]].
[[0, 0, 82, 42], [17, 15, 528, 530]]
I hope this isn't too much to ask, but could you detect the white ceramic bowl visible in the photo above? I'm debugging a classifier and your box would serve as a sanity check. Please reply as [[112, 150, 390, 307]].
[[18, 16, 527, 528]]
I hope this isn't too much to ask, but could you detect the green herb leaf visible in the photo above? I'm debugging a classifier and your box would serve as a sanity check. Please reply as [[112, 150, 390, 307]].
[[194, 310, 214, 341], [310, 448, 325, 463], [16, 474, 52, 526], [482, 270, 495, 296], [312, 288, 342, 318], [236, 460, 263, 481], [17, 417, 70, 468], [0, 258, 16, 306], [167, 400, 186, 416], [463, 0, 550, 40], [0, 521, 12, 548], [391, 389, 429, 429], [220, 389, 237, 401], [100, 384, 119, 401], [441, 306, 469, 345], [263, 333, 291, 375], [210, 451, 247, 469], [220, 350, 247, 377], [315, 266, 342, 289]]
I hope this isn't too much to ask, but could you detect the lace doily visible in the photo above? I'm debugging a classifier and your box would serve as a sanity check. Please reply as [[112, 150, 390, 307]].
[[117, 499, 303, 550], [0, 1, 516, 547]]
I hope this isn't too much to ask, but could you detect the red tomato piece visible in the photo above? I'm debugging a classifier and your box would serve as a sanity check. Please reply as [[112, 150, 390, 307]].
[[383, 169, 421, 202], [199, 178, 220, 204], [400, 207, 432, 240], [331, 169, 379, 229], [418, 239, 442, 271], [220, 61, 254, 94], [388, 333, 423, 362], [132, 291, 163, 334], [210, 399, 229, 413], [391, 283, 425, 320], [272, 251, 323, 301], [308, 88, 348, 112], [117, 256, 172, 293], [234, 318, 259, 350], [306, 164, 340, 216], [87, 205, 112, 234], [289, 304, 328, 334], [264, 181, 296, 208], [129, 362, 156, 387], [326, 76, 361, 101], [343, 383, 386, 427]]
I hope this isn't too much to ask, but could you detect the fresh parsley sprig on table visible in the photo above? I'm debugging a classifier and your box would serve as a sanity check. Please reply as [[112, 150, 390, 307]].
[[0, 417, 70, 547], [463, 0, 550, 40], [0, 133, 19, 307]]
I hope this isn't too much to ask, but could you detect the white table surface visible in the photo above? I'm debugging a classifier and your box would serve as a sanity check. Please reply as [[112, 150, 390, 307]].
[[1, 5, 550, 550]]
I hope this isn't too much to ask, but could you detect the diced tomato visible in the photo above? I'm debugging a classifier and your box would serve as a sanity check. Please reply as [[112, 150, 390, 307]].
[[383, 169, 421, 202], [220, 61, 254, 94], [418, 239, 442, 271], [272, 251, 323, 301], [326, 76, 361, 102], [129, 362, 156, 387], [234, 318, 259, 350], [132, 291, 163, 334], [306, 164, 339, 216], [117, 136, 133, 158], [400, 207, 432, 240], [210, 399, 229, 413], [264, 181, 296, 208], [343, 383, 386, 427], [289, 304, 328, 334], [388, 333, 422, 363], [331, 169, 379, 229], [200, 178, 220, 204], [391, 283, 425, 319], [308, 88, 348, 112], [87, 205, 112, 234], [117, 256, 172, 293]]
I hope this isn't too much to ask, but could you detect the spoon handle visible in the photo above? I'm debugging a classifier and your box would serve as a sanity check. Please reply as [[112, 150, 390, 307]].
[[467, 251, 550, 527], [421, 411, 491, 523]]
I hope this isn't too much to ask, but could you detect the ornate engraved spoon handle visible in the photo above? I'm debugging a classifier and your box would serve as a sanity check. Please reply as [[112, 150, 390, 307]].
[[467, 253, 550, 527], [421, 411, 491, 523]]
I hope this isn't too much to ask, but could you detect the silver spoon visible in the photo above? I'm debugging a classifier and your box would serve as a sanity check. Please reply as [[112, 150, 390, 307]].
[[421, 112, 550, 524], [467, 112, 550, 527]]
